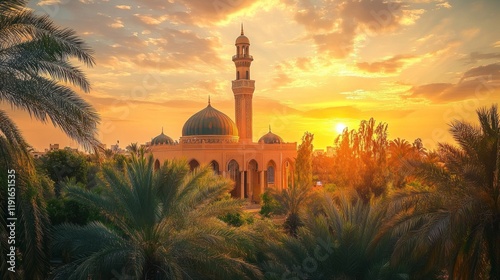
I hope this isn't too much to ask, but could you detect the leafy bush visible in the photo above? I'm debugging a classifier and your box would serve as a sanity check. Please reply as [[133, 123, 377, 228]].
[[259, 190, 281, 217]]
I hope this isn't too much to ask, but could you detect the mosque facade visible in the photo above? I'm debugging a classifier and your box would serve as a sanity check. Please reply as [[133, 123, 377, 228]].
[[149, 26, 297, 203]]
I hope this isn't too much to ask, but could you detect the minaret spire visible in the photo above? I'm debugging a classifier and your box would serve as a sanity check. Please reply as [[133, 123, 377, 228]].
[[208, 95, 211, 105], [269, 125, 271, 132], [232, 25, 254, 143]]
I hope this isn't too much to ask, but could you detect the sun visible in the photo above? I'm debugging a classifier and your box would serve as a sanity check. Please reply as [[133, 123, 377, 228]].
[[335, 123, 347, 134]]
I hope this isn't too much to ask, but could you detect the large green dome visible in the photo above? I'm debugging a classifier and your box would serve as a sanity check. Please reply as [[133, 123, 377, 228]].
[[182, 104, 239, 137]]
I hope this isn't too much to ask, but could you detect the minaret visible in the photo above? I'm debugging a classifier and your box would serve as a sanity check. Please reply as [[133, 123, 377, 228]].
[[232, 24, 255, 143]]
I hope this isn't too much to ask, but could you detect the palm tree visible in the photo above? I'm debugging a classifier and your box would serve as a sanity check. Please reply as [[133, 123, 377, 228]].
[[380, 105, 500, 279], [51, 155, 261, 279], [269, 183, 311, 236], [388, 138, 415, 189], [0, 1, 98, 278], [126, 142, 139, 156], [0, 0, 99, 155], [262, 193, 411, 279]]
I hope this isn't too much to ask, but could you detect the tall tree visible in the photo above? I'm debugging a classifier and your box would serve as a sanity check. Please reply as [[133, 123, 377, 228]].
[[0, 0, 98, 278], [387, 137, 424, 189], [295, 132, 314, 186], [0, 0, 99, 154], [333, 118, 390, 202], [267, 132, 314, 236], [51, 155, 261, 279], [380, 105, 500, 279]]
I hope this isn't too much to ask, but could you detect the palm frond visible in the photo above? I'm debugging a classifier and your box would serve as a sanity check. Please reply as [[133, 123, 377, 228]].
[[0, 110, 32, 164]]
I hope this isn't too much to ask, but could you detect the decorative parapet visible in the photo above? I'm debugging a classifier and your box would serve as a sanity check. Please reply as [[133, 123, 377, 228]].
[[232, 80, 255, 89], [232, 54, 253, 60]]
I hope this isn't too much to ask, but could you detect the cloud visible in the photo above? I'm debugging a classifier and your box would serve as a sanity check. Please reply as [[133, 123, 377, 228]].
[[356, 54, 417, 73], [436, 2, 451, 9], [115, 5, 131, 10], [135, 0, 259, 25], [283, 0, 425, 58], [463, 52, 500, 64], [130, 28, 223, 71], [460, 63, 500, 81], [407, 63, 500, 102]]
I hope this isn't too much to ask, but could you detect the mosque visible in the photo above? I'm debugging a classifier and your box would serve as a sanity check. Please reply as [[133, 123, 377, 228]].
[[149, 26, 297, 203]]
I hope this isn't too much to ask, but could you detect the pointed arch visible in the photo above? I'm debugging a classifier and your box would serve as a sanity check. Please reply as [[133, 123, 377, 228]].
[[188, 159, 200, 171], [282, 159, 294, 189], [154, 159, 160, 171], [267, 160, 276, 184], [247, 159, 259, 202], [228, 159, 240, 198], [210, 160, 219, 174]]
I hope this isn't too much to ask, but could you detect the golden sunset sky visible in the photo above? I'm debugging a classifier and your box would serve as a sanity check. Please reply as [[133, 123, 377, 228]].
[[7, 0, 500, 151]]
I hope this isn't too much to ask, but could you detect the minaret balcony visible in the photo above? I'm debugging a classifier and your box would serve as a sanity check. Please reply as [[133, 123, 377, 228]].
[[232, 79, 255, 89], [232, 54, 253, 60]]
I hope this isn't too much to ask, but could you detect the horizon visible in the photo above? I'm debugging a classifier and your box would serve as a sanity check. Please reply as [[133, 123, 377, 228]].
[[4, 0, 500, 152]]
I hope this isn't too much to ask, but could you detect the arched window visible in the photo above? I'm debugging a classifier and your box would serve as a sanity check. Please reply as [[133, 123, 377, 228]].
[[228, 159, 240, 198], [154, 159, 160, 171], [210, 160, 219, 174], [246, 71, 249, 79], [189, 159, 200, 171], [267, 165, 275, 183], [237, 71, 240, 80]]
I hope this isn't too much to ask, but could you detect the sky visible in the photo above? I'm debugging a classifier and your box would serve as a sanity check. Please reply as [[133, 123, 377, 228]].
[[7, 0, 500, 151]]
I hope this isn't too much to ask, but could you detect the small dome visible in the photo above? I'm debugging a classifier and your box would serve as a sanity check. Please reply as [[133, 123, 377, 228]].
[[235, 24, 250, 45], [235, 35, 249, 45], [259, 128, 283, 144], [151, 130, 174, 145], [182, 104, 238, 137]]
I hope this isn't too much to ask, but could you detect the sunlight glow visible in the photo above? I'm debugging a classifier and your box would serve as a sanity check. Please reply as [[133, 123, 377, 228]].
[[335, 123, 347, 134]]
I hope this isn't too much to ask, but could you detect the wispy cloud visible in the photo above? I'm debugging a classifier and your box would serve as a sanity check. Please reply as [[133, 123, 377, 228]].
[[408, 63, 500, 102], [356, 54, 417, 73]]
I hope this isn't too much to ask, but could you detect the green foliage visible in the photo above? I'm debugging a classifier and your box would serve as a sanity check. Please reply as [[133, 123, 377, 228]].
[[295, 132, 314, 186], [262, 193, 412, 280], [0, 0, 97, 277], [269, 183, 311, 236], [0, 0, 99, 152], [219, 212, 254, 227], [382, 105, 500, 279], [112, 153, 128, 171], [51, 155, 261, 279], [46, 179, 101, 225], [333, 118, 390, 202], [259, 189, 281, 217], [46, 197, 100, 226], [39, 149, 89, 196], [0, 163, 52, 280]]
